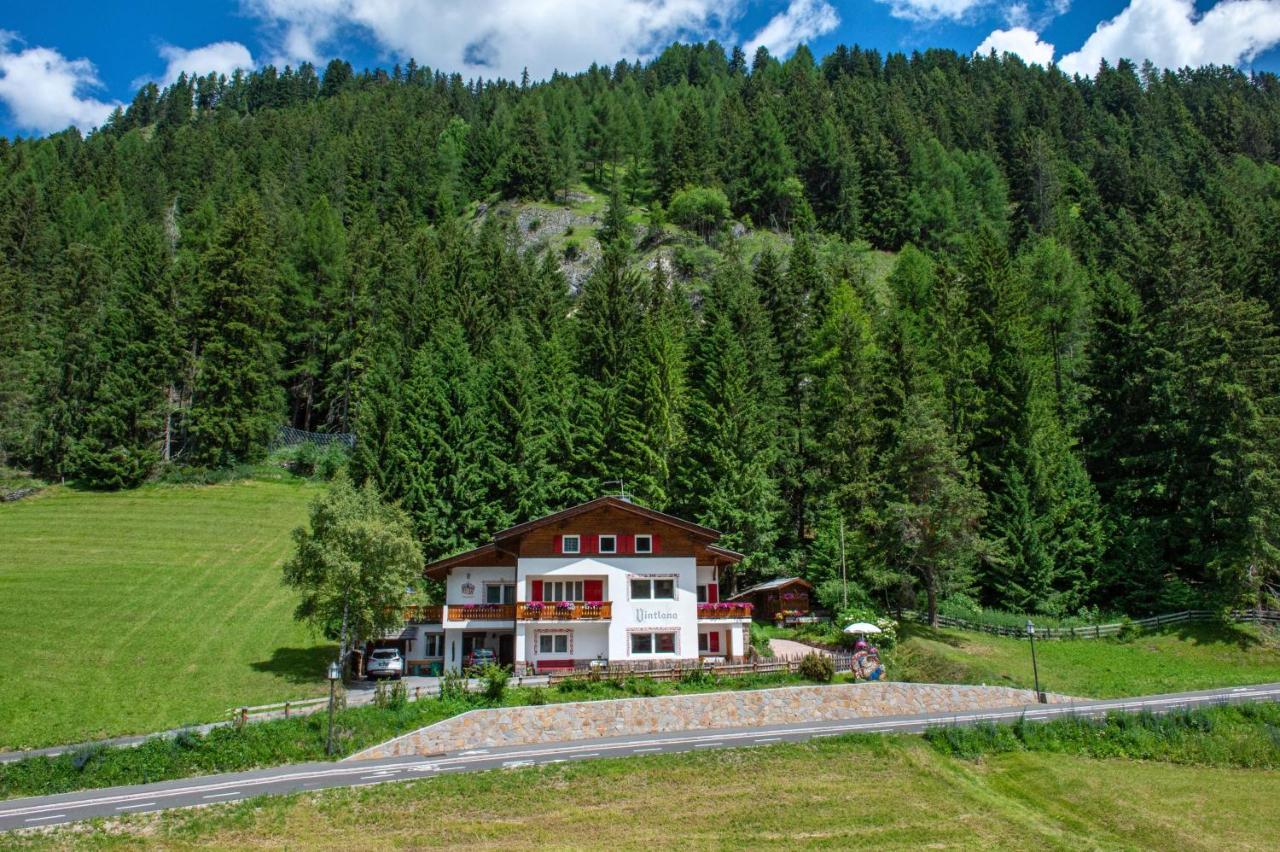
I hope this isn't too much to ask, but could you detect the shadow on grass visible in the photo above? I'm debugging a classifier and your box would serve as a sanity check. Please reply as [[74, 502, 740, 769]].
[[900, 623, 971, 649], [251, 645, 337, 684], [1169, 621, 1264, 650]]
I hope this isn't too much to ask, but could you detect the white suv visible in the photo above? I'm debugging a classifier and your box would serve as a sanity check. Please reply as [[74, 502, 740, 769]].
[[366, 648, 404, 680]]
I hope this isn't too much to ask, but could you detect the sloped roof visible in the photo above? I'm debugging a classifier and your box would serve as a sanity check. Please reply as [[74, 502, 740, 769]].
[[422, 496, 740, 579], [493, 496, 722, 542], [726, 577, 813, 600]]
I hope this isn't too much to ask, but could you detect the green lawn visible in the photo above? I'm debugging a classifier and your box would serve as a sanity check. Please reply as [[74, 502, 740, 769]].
[[0, 479, 330, 750], [19, 736, 1280, 849], [894, 621, 1280, 698]]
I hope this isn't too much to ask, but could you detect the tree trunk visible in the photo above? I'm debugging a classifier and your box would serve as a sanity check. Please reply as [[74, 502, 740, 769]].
[[926, 570, 939, 628]]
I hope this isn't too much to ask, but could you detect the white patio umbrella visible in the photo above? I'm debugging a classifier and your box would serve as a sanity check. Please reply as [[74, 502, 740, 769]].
[[843, 622, 882, 635]]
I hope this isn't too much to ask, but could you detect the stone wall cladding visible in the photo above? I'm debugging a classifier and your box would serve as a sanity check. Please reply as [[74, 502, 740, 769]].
[[348, 682, 1073, 761]]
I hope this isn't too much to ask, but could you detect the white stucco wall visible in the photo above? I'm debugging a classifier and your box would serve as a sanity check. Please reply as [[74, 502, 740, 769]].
[[520, 556, 699, 662]]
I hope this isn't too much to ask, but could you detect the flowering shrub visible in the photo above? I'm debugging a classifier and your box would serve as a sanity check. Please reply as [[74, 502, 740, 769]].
[[526, 601, 544, 610], [554, 600, 574, 609]]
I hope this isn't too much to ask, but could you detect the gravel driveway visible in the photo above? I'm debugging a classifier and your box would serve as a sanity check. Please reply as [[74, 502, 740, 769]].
[[769, 638, 832, 659]]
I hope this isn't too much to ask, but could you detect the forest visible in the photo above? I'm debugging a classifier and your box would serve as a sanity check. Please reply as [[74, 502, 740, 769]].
[[0, 41, 1278, 619]]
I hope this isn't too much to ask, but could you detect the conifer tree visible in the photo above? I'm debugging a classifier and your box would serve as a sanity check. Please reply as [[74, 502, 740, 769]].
[[188, 195, 283, 467]]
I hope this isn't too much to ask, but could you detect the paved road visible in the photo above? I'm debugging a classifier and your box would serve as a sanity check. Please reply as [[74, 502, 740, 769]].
[[0, 675, 551, 765], [3, 682, 1278, 833]]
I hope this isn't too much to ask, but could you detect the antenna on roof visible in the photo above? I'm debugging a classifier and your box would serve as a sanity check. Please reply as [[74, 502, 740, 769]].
[[602, 478, 631, 502]]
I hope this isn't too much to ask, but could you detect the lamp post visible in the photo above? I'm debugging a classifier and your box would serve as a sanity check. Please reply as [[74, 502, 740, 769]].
[[1026, 620, 1044, 704], [325, 660, 341, 755]]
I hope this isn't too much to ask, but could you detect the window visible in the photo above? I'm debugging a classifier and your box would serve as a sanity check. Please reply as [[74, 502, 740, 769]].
[[631, 632, 677, 654], [485, 584, 515, 604], [698, 633, 708, 652], [538, 634, 569, 654], [543, 580, 584, 602], [561, 535, 580, 554], [630, 577, 676, 600], [598, 534, 617, 554], [634, 534, 653, 554], [422, 634, 443, 657], [697, 585, 707, 603]]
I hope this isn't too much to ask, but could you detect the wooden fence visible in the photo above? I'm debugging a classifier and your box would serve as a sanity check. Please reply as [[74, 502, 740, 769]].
[[902, 608, 1280, 640]]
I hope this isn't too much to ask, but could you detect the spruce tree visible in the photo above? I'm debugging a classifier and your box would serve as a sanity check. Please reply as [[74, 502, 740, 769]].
[[188, 194, 284, 467]]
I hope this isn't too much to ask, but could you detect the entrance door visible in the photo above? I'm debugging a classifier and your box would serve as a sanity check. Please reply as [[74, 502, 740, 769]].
[[498, 634, 515, 666]]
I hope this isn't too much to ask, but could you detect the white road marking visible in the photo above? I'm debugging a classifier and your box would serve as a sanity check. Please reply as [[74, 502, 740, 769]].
[[631, 747, 662, 753], [458, 749, 489, 755], [502, 760, 534, 769], [754, 738, 781, 743], [115, 802, 157, 811], [202, 792, 241, 800], [5, 684, 1280, 828], [571, 753, 599, 759]]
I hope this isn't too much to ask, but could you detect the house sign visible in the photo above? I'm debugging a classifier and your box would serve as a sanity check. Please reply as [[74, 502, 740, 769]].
[[635, 608, 679, 624], [460, 582, 476, 597]]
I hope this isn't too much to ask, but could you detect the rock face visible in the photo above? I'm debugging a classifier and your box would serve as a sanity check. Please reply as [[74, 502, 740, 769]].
[[347, 682, 1074, 760]]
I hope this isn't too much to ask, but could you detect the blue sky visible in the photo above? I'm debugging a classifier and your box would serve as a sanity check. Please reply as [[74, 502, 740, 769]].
[[3, 0, 1280, 138]]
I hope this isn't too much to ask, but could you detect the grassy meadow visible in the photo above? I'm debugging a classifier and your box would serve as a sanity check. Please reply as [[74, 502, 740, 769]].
[[17, 730, 1280, 850], [893, 621, 1280, 698], [0, 477, 330, 750]]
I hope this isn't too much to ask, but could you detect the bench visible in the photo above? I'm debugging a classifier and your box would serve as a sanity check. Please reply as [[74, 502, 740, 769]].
[[536, 659, 577, 672]]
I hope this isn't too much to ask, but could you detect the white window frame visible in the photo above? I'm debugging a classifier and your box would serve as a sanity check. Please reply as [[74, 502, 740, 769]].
[[422, 634, 444, 657], [535, 630, 573, 656], [543, 580, 584, 602], [629, 576, 676, 600], [561, 534, 581, 554], [634, 534, 653, 554], [598, 534, 618, 554], [630, 631, 678, 655], [485, 583, 515, 604]]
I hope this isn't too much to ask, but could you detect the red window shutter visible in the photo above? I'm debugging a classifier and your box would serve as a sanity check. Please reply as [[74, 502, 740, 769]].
[[709, 631, 720, 653], [707, 583, 719, 603], [619, 534, 632, 555], [652, 534, 660, 553], [553, 534, 562, 554], [531, 580, 543, 602], [584, 579, 603, 601], [583, 534, 596, 554]]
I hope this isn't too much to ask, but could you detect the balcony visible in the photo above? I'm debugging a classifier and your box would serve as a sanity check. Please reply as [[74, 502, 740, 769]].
[[402, 605, 443, 623], [697, 602, 753, 619], [517, 601, 612, 621], [447, 603, 516, 622]]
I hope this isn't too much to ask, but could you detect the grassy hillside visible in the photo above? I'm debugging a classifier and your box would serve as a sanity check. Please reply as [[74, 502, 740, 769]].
[[893, 622, 1280, 698], [28, 735, 1280, 849], [0, 478, 329, 750]]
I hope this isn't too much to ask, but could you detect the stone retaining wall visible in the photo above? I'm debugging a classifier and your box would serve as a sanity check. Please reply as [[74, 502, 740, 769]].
[[348, 682, 1071, 761]]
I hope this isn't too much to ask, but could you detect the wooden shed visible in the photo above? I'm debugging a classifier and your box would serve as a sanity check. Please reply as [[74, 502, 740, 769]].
[[727, 577, 814, 622]]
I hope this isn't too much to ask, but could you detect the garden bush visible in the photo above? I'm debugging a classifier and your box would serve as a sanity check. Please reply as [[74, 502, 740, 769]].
[[798, 652, 835, 683]]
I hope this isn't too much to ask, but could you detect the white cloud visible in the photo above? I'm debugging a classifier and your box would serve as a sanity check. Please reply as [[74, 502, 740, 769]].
[[0, 32, 119, 134], [875, 0, 988, 22], [158, 41, 255, 85], [975, 26, 1056, 66], [1059, 0, 1280, 77], [745, 0, 839, 56], [1003, 3, 1032, 27], [247, 0, 742, 79]]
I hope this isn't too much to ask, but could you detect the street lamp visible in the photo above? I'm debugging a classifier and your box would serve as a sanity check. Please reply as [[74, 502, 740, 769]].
[[326, 660, 342, 755], [1026, 620, 1044, 704]]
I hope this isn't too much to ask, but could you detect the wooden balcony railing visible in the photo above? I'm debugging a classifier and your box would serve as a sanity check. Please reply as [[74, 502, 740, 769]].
[[517, 601, 612, 621], [697, 602, 754, 619], [402, 605, 443, 623], [447, 603, 516, 622]]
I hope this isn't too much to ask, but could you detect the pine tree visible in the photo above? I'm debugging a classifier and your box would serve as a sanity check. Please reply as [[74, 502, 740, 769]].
[[884, 393, 989, 626], [188, 194, 284, 467]]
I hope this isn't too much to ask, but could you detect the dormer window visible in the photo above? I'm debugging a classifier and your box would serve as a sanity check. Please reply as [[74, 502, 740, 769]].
[[562, 535, 581, 555], [634, 534, 653, 554], [598, 534, 617, 554]]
